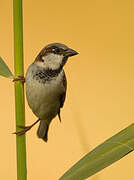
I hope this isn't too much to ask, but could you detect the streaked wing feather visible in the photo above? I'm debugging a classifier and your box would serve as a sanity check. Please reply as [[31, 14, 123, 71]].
[[58, 72, 67, 122], [60, 72, 67, 108]]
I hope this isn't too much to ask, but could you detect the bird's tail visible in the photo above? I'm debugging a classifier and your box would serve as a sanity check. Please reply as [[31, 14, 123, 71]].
[[37, 120, 49, 142]]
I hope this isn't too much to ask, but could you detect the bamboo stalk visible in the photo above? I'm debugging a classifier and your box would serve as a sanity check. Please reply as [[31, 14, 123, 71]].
[[13, 0, 27, 179]]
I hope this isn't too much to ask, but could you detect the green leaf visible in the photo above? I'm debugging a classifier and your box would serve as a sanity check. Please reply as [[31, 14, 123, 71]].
[[0, 57, 13, 78], [59, 123, 134, 180]]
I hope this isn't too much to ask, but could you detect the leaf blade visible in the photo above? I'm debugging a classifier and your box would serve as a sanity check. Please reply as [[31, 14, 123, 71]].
[[0, 57, 13, 78], [59, 123, 134, 180]]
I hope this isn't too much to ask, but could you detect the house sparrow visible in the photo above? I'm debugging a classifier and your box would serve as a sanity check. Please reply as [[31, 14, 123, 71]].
[[15, 43, 78, 142]]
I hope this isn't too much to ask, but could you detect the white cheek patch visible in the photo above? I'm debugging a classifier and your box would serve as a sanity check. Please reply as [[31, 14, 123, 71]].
[[42, 53, 63, 70]]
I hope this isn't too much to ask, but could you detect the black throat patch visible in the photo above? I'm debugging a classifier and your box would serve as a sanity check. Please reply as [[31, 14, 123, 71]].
[[33, 67, 62, 83]]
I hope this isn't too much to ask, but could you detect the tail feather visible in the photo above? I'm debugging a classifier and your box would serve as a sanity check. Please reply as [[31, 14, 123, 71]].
[[37, 120, 49, 142]]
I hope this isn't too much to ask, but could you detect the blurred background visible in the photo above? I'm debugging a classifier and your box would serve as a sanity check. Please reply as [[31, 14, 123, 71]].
[[0, 0, 134, 179]]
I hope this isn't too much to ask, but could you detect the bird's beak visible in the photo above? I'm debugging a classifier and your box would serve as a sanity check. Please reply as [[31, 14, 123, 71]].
[[65, 48, 78, 57]]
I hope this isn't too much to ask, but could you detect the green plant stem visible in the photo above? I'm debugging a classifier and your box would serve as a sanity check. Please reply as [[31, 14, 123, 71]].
[[13, 0, 27, 179]]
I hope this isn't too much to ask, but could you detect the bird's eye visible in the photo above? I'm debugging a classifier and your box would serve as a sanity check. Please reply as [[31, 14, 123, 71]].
[[52, 48, 60, 54], [41, 56, 45, 62]]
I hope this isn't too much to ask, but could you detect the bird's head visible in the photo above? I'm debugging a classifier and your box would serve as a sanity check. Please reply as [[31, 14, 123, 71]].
[[34, 43, 78, 70]]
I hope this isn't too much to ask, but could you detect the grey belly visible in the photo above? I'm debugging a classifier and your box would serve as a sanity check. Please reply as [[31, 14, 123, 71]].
[[26, 79, 60, 120]]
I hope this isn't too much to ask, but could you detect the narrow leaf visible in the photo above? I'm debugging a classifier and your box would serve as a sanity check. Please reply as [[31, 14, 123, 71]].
[[0, 57, 13, 78], [59, 123, 134, 180]]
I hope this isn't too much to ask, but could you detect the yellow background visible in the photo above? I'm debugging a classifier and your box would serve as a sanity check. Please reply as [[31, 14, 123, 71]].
[[0, 0, 134, 179]]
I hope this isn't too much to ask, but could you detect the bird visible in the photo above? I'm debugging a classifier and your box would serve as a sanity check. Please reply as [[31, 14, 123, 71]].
[[14, 43, 78, 142]]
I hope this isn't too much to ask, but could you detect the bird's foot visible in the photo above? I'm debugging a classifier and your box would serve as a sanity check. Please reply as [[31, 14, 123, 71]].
[[13, 119, 40, 135], [13, 75, 25, 83], [13, 125, 32, 135]]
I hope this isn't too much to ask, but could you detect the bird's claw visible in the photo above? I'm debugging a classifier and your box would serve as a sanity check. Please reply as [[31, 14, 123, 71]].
[[13, 119, 40, 136], [13, 125, 32, 135], [13, 75, 25, 83]]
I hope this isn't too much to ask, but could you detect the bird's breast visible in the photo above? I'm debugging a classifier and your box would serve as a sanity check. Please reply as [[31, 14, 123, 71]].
[[25, 64, 65, 120]]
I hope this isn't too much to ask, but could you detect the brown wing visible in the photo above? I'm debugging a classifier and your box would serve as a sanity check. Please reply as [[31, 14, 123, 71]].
[[58, 72, 67, 122]]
